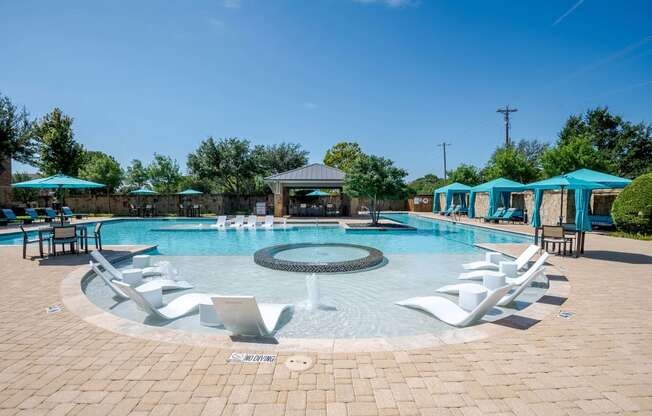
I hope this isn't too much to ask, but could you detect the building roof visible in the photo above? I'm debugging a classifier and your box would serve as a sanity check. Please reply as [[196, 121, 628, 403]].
[[265, 163, 346, 182]]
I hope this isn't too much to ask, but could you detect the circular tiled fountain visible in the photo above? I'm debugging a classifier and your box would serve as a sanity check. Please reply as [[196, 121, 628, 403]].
[[253, 243, 384, 273]]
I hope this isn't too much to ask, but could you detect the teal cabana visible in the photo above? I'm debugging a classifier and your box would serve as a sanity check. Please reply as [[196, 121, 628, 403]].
[[433, 182, 471, 213], [468, 178, 524, 219], [565, 168, 631, 189]]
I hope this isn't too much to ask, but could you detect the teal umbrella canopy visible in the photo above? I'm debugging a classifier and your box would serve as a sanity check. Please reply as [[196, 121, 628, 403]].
[[12, 173, 105, 189], [176, 189, 203, 195], [565, 168, 632, 189], [306, 190, 330, 196], [130, 188, 159, 195], [433, 182, 471, 194], [472, 178, 524, 192], [526, 175, 603, 190]]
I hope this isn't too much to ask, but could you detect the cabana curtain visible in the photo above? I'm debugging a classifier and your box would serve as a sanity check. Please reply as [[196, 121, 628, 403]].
[[530, 189, 544, 228], [574, 189, 593, 232]]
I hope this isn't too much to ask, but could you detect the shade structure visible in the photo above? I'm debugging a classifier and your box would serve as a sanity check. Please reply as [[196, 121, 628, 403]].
[[12, 174, 106, 225], [176, 189, 203, 195], [565, 168, 632, 189], [526, 175, 604, 231], [130, 188, 159, 195], [306, 190, 330, 196], [433, 182, 471, 212], [468, 178, 524, 218]]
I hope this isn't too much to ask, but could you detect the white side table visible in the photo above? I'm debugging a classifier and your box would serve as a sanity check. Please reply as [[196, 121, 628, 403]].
[[483, 273, 506, 290], [133, 255, 151, 269], [499, 261, 518, 278], [485, 252, 502, 265], [122, 268, 143, 286], [199, 302, 221, 327], [459, 286, 487, 311]]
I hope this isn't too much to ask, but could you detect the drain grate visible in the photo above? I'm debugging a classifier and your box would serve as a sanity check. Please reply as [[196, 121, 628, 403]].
[[285, 355, 314, 372]]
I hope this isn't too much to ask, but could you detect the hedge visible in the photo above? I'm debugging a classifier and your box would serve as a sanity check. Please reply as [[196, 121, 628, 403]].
[[611, 173, 652, 235]]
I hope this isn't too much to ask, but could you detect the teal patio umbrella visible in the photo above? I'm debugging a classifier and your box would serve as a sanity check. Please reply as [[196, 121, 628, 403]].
[[306, 190, 330, 197], [565, 168, 632, 189], [12, 174, 105, 225], [176, 189, 203, 216], [130, 188, 159, 216]]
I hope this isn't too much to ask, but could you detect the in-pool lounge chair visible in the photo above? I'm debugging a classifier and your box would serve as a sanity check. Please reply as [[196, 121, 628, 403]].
[[91, 250, 171, 280], [211, 215, 227, 229], [261, 215, 274, 229], [243, 215, 257, 229], [462, 244, 539, 271], [484, 207, 506, 222], [91, 261, 193, 300], [436, 252, 549, 306], [231, 215, 245, 228], [395, 285, 512, 327], [212, 295, 293, 337], [114, 281, 214, 320]]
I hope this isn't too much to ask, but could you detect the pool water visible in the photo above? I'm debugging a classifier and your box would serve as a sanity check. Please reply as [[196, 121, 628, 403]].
[[77, 214, 544, 339]]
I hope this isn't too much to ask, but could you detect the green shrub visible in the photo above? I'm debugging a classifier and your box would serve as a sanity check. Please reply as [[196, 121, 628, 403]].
[[611, 173, 652, 235]]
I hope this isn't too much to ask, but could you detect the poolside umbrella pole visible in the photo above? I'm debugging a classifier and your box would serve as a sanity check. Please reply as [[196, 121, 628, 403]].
[[11, 174, 106, 225]]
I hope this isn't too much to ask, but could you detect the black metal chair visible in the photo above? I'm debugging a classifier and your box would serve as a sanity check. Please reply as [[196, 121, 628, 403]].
[[51, 225, 78, 256], [19, 225, 45, 259], [84, 222, 103, 251]]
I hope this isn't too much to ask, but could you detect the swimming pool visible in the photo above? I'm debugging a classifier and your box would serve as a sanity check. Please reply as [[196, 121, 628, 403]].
[[77, 214, 544, 339]]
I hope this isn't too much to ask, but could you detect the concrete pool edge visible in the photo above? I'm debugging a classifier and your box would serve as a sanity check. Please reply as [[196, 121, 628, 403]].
[[61, 245, 571, 352]]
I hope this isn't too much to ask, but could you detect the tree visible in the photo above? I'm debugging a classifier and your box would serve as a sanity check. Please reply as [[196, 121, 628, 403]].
[[124, 159, 149, 190], [147, 154, 182, 193], [11, 172, 39, 205], [343, 155, 408, 225], [253, 142, 309, 176], [514, 139, 549, 171], [0, 93, 37, 174], [540, 134, 612, 178], [78, 151, 124, 192], [187, 137, 260, 195], [483, 146, 541, 183], [447, 164, 482, 186], [34, 108, 84, 176], [323, 142, 364, 172], [408, 174, 448, 195], [611, 173, 652, 235], [557, 107, 652, 178]]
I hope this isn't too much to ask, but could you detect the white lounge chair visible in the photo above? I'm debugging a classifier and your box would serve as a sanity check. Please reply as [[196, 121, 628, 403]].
[[91, 262, 193, 300], [114, 281, 215, 320], [261, 215, 274, 229], [436, 252, 549, 306], [243, 215, 257, 229], [395, 285, 512, 327], [211, 295, 292, 337], [90, 251, 176, 280], [462, 245, 539, 271], [211, 215, 227, 229], [458, 270, 506, 281], [231, 215, 245, 228]]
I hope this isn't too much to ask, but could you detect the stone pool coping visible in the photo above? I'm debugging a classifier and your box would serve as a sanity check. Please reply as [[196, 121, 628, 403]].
[[61, 245, 570, 352]]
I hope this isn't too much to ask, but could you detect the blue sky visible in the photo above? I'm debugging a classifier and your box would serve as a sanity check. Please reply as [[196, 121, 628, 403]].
[[2, 0, 651, 180]]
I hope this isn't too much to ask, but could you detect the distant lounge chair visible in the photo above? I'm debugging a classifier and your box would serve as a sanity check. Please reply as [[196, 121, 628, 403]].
[[211, 215, 227, 229], [24, 208, 44, 223], [91, 261, 193, 300], [589, 215, 614, 228], [44, 208, 58, 222], [243, 215, 257, 229], [499, 208, 524, 223], [462, 245, 540, 271], [395, 285, 512, 327], [1, 208, 21, 224], [63, 206, 87, 219], [231, 215, 245, 228], [484, 207, 506, 222], [90, 251, 171, 280], [261, 215, 274, 229], [443, 205, 457, 216], [114, 281, 213, 320], [211, 295, 293, 337], [437, 252, 549, 306]]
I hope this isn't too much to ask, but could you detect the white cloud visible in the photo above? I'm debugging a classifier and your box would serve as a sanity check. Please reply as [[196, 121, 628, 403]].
[[352, 0, 414, 8], [223, 0, 242, 9], [552, 0, 584, 26]]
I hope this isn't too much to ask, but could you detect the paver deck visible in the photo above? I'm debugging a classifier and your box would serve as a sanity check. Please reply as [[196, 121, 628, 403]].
[[1, 216, 651, 415]]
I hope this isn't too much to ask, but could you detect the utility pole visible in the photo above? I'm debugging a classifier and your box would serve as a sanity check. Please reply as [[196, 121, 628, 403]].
[[496, 105, 518, 146], [437, 142, 452, 180]]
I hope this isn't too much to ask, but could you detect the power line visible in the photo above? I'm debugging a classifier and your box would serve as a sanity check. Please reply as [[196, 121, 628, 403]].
[[496, 105, 518, 146], [437, 142, 452, 180]]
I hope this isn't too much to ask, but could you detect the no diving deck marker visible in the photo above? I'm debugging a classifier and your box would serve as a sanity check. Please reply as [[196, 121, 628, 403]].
[[559, 311, 575, 319], [46, 305, 63, 314], [228, 353, 276, 363]]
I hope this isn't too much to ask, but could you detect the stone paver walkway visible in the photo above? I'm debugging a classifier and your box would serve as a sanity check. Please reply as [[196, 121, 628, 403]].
[[1, 221, 651, 415]]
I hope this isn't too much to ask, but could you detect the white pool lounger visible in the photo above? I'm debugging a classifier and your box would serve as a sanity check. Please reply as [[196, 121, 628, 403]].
[[90, 250, 174, 280], [211, 295, 292, 337], [461, 244, 540, 271], [90, 262, 193, 300], [243, 215, 257, 229], [231, 215, 245, 228], [261, 215, 274, 229], [211, 215, 227, 229], [395, 285, 512, 327], [114, 281, 214, 320]]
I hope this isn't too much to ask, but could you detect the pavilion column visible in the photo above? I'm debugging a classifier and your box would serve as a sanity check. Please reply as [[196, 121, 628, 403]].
[[273, 188, 285, 217]]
